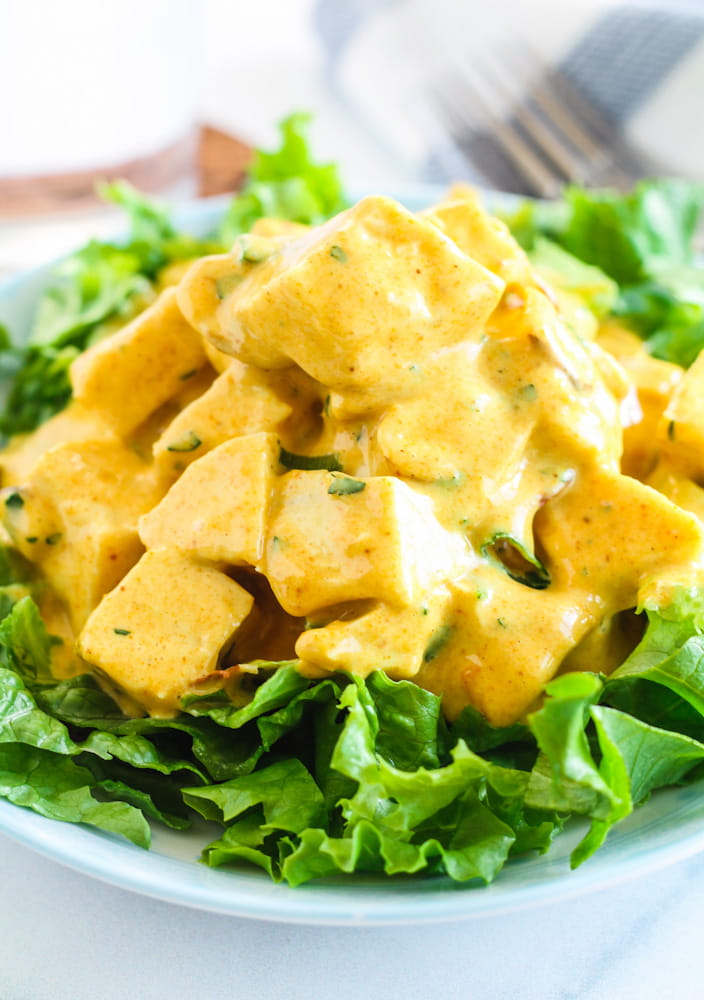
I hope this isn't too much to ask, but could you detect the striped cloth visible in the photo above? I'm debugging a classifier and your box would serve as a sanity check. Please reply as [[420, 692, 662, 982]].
[[314, 0, 704, 191]]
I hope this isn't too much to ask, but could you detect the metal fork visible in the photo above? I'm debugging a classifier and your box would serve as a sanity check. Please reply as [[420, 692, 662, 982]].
[[430, 43, 661, 198]]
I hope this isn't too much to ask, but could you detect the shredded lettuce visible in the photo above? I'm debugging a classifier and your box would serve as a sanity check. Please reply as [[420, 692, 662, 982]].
[[218, 112, 348, 244], [505, 178, 704, 367], [2, 582, 704, 882], [0, 112, 346, 437]]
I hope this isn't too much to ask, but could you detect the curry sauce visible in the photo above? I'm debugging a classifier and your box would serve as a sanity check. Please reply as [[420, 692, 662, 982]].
[[2, 189, 703, 726]]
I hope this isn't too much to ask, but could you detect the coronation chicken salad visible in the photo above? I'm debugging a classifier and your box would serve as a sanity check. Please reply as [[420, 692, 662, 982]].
[[2, 188, 702, 728], [2, 123, 704, 884]]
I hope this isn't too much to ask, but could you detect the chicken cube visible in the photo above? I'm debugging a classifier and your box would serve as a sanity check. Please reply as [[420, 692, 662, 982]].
[[78, 548, 254, 715]]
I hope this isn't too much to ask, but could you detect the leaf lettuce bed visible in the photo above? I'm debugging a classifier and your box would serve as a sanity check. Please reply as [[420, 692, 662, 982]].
[[3, 589, 704, 884]]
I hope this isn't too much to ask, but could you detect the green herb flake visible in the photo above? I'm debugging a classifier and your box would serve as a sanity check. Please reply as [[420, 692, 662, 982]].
[[215, 273, 242, 300], [423, 625, 453, 663], [668, 419, 676, 441], [45, 533, 62, 546], [327, 476, 366, 496], [166, 431, 202, 453], [237, 235, 276, 264], [179, 368, 198, 381], [279, 446, 343, 472], [519, 383, 538, 402], [329, 245, 347, 263], [4, 491, 24, 510], [113, 628, 131, 636], [25, 537, 38, 544], [482, 532, 551, 590], [497, 617, 508, 629], [434, 471, 465, 490]]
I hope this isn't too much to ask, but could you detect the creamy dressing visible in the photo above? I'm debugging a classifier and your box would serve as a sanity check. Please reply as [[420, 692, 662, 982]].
[[2, 189, 704, 724]]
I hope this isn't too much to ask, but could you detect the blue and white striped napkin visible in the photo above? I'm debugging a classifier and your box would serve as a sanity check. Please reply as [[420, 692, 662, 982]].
[[313, 0, 704, 191]]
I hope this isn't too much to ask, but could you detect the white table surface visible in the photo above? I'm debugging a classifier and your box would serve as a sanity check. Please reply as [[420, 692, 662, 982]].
[[2, 831, 704, 1000], [2, 3, 704, 997]]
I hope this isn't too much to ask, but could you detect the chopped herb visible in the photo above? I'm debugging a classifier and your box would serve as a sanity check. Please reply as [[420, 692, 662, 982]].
[[482, 532, 551, 590], [497, 617, 508, 628], [166, 431, 202, 453], [113, 628, 131, 636], [45, 533, 62, 546], [434, 472, 465, 490], [519, 383, 537, 402], [215, 273, 242, 300], [475, 589, 488, 601], [421, 605, 429, 616], [423, 625, 453, 662], [330, 245, 347, 263], [270, 535, 288, 551], [328, 476, 366, 496], [668, 419, 676, 441], [323, 395, 331, 417], [4, 491, 24, 509], [236, 235, 276, 264], [279, 446, 343, 472], [25, 537, 38, 544], [179, 369, 198, 381]]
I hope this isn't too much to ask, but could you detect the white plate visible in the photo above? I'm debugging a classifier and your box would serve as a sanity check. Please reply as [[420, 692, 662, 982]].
[[2, 190, 704, 925]]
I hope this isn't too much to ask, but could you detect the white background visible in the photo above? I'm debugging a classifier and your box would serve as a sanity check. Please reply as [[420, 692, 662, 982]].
[[3, 833, 704, 1000]]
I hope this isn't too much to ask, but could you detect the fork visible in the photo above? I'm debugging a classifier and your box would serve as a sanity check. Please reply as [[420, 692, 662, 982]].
[[430, 42, 662, 198]]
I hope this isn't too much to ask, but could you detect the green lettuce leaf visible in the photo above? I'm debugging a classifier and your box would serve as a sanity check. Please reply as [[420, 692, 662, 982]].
[[0, 743, 150, 846], [185, 758, 326, 832], [529, 237, 618, 316], [558, 180, 704, 285], [194, 676, 534, 885], [606, 593, 704, 715], [0, 595, 60, 683], [35, 672, 264, 782], [218, 112, 347, 245], [0, 113, 345, 437], [505, 179, 704, 368]]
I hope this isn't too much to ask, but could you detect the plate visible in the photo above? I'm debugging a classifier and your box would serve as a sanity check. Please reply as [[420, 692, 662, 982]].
[[2, 190, 704, 926]]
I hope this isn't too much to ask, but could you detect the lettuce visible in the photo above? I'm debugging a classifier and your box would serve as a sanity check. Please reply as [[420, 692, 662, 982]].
[[217, 112, 348, 244], [528, 237, 618, 317], [0, 112, 346, 437], [505, 179, 704, 368], [3, 586, 704, 882]]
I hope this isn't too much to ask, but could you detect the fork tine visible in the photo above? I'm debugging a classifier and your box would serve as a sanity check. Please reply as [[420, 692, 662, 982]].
[[512, 39, 660, 182], [475, 50, 600, 187], [433, 70, 564, 199]]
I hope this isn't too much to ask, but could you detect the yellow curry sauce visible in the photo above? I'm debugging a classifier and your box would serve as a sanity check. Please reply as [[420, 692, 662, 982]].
[[2, 188, 704, 726]]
